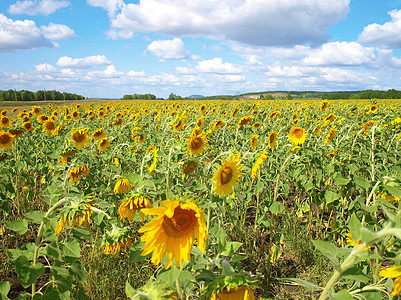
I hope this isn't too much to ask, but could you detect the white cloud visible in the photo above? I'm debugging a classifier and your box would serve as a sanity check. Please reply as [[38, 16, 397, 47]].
[[35, 63, 56, 72], [146, 38, 189, 61], [87, 0, 124, 17], [8, 0, 70, 16], [175, 66, 195, 74], [0, 14, 55, 52], [56, 55, 112, 69], [196, 58, 241, 74], [359, 9, 401, 49], [105, 29, 134, 40], [40, 23, 75, 40], [303, 42, 376, 66], [127, 70, 146, 77], [212, 74, 246, 83], [110, 0, 350, 46]]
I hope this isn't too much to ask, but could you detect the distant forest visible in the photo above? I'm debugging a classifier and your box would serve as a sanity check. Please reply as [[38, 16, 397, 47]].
[[0, 89, 85, 101]]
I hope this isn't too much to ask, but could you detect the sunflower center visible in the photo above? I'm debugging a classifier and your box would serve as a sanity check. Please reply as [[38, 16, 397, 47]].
[[293, 128, 303, 139], [73, 132, 85, 142], [0, 134, 10, 144], [190, 137, 203, 149], [46, 122, 55, 130], [220, 166, 233, 185], [1, 118, 8, 125], [162, 207, 197, 237]]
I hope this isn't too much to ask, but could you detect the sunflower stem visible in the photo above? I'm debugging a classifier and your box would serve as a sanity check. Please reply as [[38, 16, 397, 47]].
[[176, 277, 183, 299]]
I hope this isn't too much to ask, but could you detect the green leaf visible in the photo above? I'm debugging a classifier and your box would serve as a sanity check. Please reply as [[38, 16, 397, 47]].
[[335, 174, 350, 186], [312, 240, 338, 266], [6, 219, 28, 235], [129, 241, 148, 263], [384, 185, 401, 199], [359, 227, 377, 244], [195, 270, 216, 282], [331, 289, 353, 300], [14, 255, 45, 288], [348, 213, 362, 241], [157, 268, 181, 285], [220, 242, 243, 256], [341, 265, 370, 283], [62, 239, 81, 258], [23, 211, 46, 224], [0, 281, 10, 296], [125, 281, 136, 299], [278, 278, 321, 292], [359, 291, 383, 300], [354, 175, 370, 190], [325, 190, 339, 204], [46, 243, 62, 260], [269, 201, 285, 214]]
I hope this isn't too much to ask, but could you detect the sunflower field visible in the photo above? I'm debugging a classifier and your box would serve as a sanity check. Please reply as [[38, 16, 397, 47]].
[[1, 99, 401, 299]]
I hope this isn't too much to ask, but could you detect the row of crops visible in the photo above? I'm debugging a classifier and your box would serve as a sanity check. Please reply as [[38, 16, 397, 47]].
[[1, 99, 401, 299]]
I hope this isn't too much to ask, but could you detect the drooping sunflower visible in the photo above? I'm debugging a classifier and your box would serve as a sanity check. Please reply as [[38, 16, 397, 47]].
[[187, 134, 207, 156], [269, 110, 280, 120], [0, 131, 16, 150], [138, 199, 207, 269], [212, 154, 244, 197], [55, 199, 93, 235], [98, 137, 110, 152], [114, 177, 133, 194], [147, 147, 159, 174], [182, 160, 197, 179], [250, 151, 267, 179], [288, 127, 307, 145], [238, 115, 254, 127], [118, 195, 153, 222], [68, 166, 90, 183], [210, 286, 255, 300], [213, 119, 225, 130], [250, 134, 259, 150], [323, 126, 336, 144], [320, 100, 329, 111], [101, 225, 132, 255], [268, 131, 279, 149], [91, 128, 105, 140], [70, 128, 89, 149]]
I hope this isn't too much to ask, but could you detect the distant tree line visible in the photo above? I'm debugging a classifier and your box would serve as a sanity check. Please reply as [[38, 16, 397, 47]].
[[0, 89, 85, 101], [323, 89, 401, 100], [122, 93, 157, 100]]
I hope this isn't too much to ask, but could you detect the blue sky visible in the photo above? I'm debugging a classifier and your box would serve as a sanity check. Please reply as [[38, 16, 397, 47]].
[[1, 0, 401, 99]]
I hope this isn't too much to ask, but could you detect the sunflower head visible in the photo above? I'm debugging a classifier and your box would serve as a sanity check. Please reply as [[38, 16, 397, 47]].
[[288, 127, 307, 145], [268, 131, 279, 149], [212, 154, 243, 197], [0, 116, 11, 128], [42, 119, 57, 134], [0, 130, 16, 151], [139, 199, 207, 269], [187, 134, 207, 156], [98, 137, 110, 152], [70, 128, 89, 149], [101, 224, 132, 255], [91, 128, 105, 139], [119, 195, 153, 222], [114, 177, 133, 194], [182, 160, 197, 179]]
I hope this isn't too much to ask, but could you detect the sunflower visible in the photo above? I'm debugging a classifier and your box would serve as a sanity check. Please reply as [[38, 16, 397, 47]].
[[379, 266, 401, 296], [252, 122, 261, 129], [138, 199, 207, 269], [320, 100, 329, 111], [269, 111, 280, 120], [345, 230, 369, 250], [0, 110, 7, 116], [68, 166, 90, 183], [210, 286, 255, 300], [114, 177, 133, 194], [147, 147, 159, 173], [363, 120, 376, 135], [101, 225, 132, 255], [23, 121, 33, 132], [369, 104, 378, 114], [91, 128, 105, 140], [37, 115, 49, 124], [288, 127, 307, 145], [119, 195, 153, 222], [213, 119, 225, 130], [42, 119, 57, 135], [212, 154, 244, 197], [327, 150, 338, 158], [250, 134, 259, 150], [182, 161, 197, 179], [268, 131, 279, 149], [196, 115, 204, 127], [72, 110, 80, 120], [70, 128, 89, 149], [250, 151, 267, 179], [55, 200, 93, 235], [238, 115, 254, 127], [187, 134, 207, 156], [173, 116, 186, 131], [31, 106, 41, 115], [135, 134, 146, 143], [0, 116, 11, 128], [98, 137, 110, 152], [323, 126, 336, 144], [0, 131, 16, 150]]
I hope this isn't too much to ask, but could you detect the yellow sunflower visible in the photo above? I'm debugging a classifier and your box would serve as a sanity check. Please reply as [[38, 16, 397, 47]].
[[213, 119, 225, 130], [23, 121, 33, 132], [212, 154, 244, 197], [288, 127, 307, 145], [114, 177, 133, 194], [323, 126, 336, 144], [37, 115, 49, 124], [91, 128, 105, 140], [182, 161, 197, 179], [210, 286, 255, 300], [250, 151, 267, 179], [379, 266, 401, 296], [250, 134, 259, 150], [187, 134, 207, 156], [98, 137, 110, 152], [68, 166, 90, 183], [0, 130, 16, 150], [268, 131, 279, 149], [118, 195, 153, 222], [269, 111, 280, 120], [0, 116, 11, 128], [320, 100, 329, 111], [138, 199, 207, 269], [42, 119, 57, 135], [31, 106, 42, 115], [70, 128, 89, 149]]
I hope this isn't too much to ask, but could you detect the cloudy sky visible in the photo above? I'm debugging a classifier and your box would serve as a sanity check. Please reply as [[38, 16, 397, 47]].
[[1, 0, 401, 99]]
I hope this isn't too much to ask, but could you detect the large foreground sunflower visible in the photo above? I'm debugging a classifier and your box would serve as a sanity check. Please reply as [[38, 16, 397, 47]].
[[212, 154, 243, 197], [288, 127, 307, 145], [0, 130, 16, 150], [138, 199, 207, 269]]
